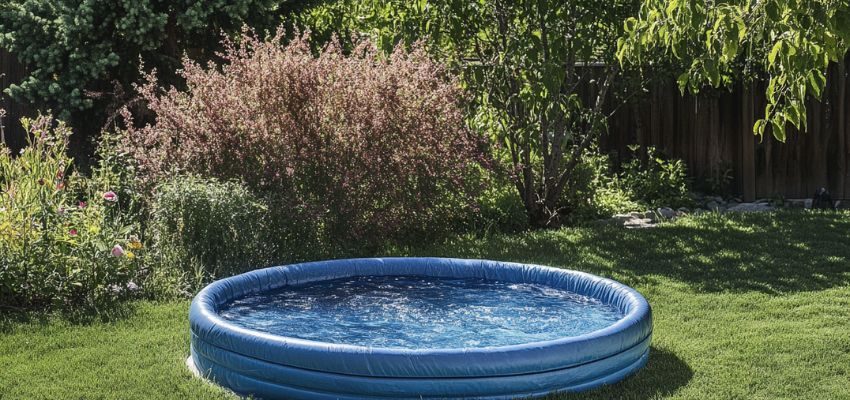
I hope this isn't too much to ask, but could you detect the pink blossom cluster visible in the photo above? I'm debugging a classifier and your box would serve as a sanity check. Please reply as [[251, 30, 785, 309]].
[[124, 30, 486, 242]]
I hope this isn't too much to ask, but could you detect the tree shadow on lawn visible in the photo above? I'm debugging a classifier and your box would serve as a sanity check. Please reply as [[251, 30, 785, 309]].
[[544, 347, 693, 400], [0, 300, 139, 333], [418, 210, 850, 294]]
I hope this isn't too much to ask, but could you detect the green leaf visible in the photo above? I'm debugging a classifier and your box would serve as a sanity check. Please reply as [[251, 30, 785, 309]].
[[665, 0, 679, 17], [624, 18, 637, 33], [616, 38, 628, 64], [753, 119, 766, 137], [807, 71, 826, 97], [677, 72, 690, 93], [771, 119, 786, 142], [703, 59, 721, 85], [768, 41, 783, 64], [765, 1, 780, 20], [723, 39, 739, 61], [786, 104, 800, 129]]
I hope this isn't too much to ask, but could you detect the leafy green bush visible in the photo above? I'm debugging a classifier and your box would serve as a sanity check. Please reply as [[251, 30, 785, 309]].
[[146, 175, 277, 293], [0, 116, 142, 313], [469, 172, 529, 234], [589, 185, 644, 218], [563, 150, 642, 221], [619, 145, 692, 209], [558, 146, 691, 221]]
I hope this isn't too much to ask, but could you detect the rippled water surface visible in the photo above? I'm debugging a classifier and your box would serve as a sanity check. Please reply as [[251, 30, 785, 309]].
[[218, 275, 624, 349]]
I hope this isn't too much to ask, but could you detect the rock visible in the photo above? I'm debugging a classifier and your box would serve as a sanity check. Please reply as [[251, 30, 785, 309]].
[[608, 213, 654, 228], [623, 218, 655, 229], [785, 198, 810, 208], [726, 202, 774, 213], [835, 200, 849, 210], [607, 212, 660, 228], [611, 213, 634, 223], [753, 198, 771, 204], [706, 200, 724, 211], [657, 207, 677, 219], [677, 207, 690, 214]]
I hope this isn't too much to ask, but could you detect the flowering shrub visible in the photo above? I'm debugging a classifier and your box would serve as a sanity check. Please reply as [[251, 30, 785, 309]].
[[0, 115, 142, 312], [124, 30, 486, 245]]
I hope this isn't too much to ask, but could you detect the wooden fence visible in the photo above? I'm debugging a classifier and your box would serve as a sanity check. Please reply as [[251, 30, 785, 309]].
[[2, 46, 849, 200], [602, 61, 850, 201]]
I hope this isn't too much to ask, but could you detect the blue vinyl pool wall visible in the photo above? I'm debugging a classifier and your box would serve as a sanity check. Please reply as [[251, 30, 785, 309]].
[[189, 258, 653, 399]]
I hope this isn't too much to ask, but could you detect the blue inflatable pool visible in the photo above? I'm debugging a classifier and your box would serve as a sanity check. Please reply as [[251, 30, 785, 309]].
[[189, 258, 652, 399]]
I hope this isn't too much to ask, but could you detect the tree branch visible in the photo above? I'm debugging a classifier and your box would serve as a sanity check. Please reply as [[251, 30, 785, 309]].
[[553, 64, 618, 196]]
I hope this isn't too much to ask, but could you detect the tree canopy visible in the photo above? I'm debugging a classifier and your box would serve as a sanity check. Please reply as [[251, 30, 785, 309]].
[[301, 0, 642, 227], [618, 0, 850, 141]]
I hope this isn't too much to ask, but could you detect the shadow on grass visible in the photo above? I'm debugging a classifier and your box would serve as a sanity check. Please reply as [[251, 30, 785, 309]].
[[546, 347, 693, 400], [0, 301, 138, 333], [409, 210, 850, 294]]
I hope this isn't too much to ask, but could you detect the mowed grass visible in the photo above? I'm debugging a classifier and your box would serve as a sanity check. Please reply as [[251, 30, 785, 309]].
[[2, 210, 849, 399]]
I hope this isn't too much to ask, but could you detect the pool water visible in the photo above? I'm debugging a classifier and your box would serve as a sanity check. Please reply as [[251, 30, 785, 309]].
[[218, 275, 624, 349]]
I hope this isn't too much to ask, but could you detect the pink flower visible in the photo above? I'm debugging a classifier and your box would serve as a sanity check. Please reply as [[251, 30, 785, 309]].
[[103, 191, 118, 203], [56, 182, 65, 191], [78, 201, 87, 208], [111, 244, 125, 257], [69, 228, 77, 236]]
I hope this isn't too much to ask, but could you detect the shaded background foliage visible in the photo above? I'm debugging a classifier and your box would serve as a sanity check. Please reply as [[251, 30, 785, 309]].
[[0, 0, 304, 159], [297, 0, 651, 227]]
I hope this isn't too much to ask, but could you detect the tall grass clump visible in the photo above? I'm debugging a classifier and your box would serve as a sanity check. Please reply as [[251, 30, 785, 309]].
[[146, 175, 281, 295], [124, 29, 487, 248]]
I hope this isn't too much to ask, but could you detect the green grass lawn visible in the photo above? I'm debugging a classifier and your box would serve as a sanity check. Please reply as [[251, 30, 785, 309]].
[[2, 211, 849, 399]]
